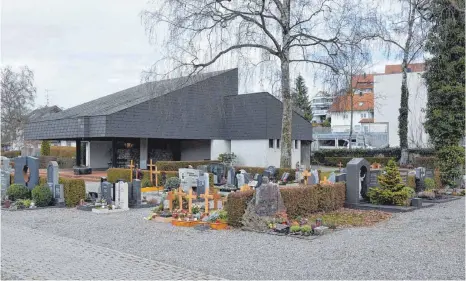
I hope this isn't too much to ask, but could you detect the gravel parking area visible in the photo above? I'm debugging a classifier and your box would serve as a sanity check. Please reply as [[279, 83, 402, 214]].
[[2, 198, 465, 280]]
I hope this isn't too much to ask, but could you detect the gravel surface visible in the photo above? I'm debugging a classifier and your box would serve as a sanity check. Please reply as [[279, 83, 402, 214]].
[[2, 198, 465, 280]]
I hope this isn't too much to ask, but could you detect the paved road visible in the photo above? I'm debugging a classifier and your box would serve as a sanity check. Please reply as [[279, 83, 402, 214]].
[[2, 198, 465, 280]]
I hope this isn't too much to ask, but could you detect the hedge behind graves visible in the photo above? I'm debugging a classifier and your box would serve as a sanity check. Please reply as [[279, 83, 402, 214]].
[[225, 182, 346, 227], [155, 160, 220, 171], [39, 176, 85, 207], [235, 166, 296, 182], [324, 157, 396, 167]]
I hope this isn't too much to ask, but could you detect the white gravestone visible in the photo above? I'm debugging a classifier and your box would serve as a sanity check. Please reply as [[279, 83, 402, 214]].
[[358, 174, 366, 200], [115, 181, 129, 210], [236, 173, 245, 187], [179, 168, 200, 191], [311, 169, 319, 184]]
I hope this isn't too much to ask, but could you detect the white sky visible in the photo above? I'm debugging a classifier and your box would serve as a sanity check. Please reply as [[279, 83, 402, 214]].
[[1, 0, 402, 110]]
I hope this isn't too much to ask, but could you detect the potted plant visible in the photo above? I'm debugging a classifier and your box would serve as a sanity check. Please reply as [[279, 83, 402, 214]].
[[290, 225, 301, 235], [301, 225, 312, 236], [209, 210, 229, 230]]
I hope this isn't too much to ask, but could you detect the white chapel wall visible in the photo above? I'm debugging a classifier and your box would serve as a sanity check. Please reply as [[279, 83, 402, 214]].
[[210, 139, 231, 160]]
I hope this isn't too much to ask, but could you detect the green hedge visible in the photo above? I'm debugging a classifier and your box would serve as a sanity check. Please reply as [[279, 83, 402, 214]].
[[106, 168, 214, 187], [39, 176, 85, 207], [413, 157, 438, 169], [235, 166, 296, 182], [1, 150, 21, 158], [155, 160, 220, 171], [313, 148, 436, 164], [225, 182, 346, 227], [324, 157, 396, 167]]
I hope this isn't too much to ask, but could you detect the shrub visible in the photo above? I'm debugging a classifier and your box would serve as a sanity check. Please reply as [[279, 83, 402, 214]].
[[301, 225, 312, 234], [1, 150, 21, 158], [437, 146, 465, 187], [6, 184, 31, 201], [32, 185, 53, 207], [50, 146, 76, 157], [225, 190, 254, 227], [418, 191, 436, 199], [407, 175, 416, 189], [40, 140, 51, 156], [290, 225, 301, 233], [156, 160, 219, 171], [40, 176, 86, 207], [413, 157, 438, 169], [16, 199, 32, 208], [141, 177, 152, 188], [324, 157, 395, 167], [424, 178, 436, 190], [165, 177, 181, 190]]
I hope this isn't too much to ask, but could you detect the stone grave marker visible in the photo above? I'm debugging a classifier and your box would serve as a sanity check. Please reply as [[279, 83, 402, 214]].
[[236, 173, 245, 188], [1, 156, 11, 199], [254, 177, 286, 216], [425, 168, 434, 179], [14, 156, 39, 189], [115, 180, 129, 210], [226, 166, 236, 185], [47, 161, 59, 196], [346, 158, 370, 205], [368, 169, 382, 187], [196, 171, 206, 195], [179, 168, 200, 192], [335, 173, 346, 183], [327, 172, 336, 184], [129, 179, 142, 207], [399, 169, 409, 185], [280, 172, 290, 183], [414, 167, 426, 192], [101, 179, 113, 204]]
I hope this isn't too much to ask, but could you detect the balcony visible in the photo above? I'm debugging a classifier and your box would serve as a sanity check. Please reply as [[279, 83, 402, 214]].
[[312, 109, 328, 115]]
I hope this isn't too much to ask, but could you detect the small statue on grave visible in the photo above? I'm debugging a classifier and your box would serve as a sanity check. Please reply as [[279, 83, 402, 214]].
[[359, 173, 366, 200]]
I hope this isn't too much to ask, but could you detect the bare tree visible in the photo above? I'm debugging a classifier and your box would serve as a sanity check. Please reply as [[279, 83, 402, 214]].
[[321, 42, 373, 149], [1, 66, 36, 148], [377, 0, 430, 163], [141, 0, 378, 168]]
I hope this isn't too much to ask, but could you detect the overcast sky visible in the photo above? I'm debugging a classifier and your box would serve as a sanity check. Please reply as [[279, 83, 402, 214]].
[[1, 0, 401, 110]]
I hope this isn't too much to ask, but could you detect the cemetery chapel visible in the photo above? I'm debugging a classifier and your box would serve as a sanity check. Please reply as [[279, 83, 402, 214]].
[[24, 69, 313, 169]]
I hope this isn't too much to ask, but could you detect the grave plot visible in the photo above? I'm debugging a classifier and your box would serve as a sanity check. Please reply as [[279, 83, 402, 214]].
[[2, 158, 66, 211]]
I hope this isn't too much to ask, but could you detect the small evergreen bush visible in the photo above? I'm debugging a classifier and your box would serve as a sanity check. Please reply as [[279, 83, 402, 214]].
[[165, 177, 180, 190], [32, 185, 53, 207], [6, 184, 31, 201], [424, 178, 436, 190]]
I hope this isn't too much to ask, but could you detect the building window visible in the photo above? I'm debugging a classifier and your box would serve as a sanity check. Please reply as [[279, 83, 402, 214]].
[[295, 140, 298, 149], [269, 139, 274, 148], [276, 139, 280, 149], [361, 113, 366, 118], [343, 114, 348, 119]]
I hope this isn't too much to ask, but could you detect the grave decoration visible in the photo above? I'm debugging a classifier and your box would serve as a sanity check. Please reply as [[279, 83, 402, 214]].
[[92, 180, 129, 214]]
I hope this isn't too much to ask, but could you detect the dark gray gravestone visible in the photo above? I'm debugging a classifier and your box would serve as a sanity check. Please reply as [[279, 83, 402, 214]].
[[1, 156, 11, 199], [47, 161, 59, 194], [14, 156, 39, 189], [130, 179, 142, 207], [254, 177, 286, 216], [368, 169, 382, 187], [415, 167, 426, 192], [196, 171, 206, 195], [425, 169, 434, 179], [335, 173, 346, 183], [399, 169, 409, 185], [346, 158, 370, 205], [101, 180, 113, 204], [411, 198, 423, 208]]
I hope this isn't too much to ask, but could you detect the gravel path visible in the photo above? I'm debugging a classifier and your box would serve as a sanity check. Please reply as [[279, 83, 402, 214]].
[[2, 198, 465, 280]]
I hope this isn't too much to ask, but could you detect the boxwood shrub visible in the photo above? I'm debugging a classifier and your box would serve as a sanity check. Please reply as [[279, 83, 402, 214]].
[[156, 160, 220, 171], [32, 185, 53, 207], [225, 190, 254, 227], [39, 176, 85, 207], [6, 184, 31, 201]]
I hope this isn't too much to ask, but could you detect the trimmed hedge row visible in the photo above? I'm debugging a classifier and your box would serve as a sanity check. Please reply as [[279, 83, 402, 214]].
[[225, 182, 346, 227], [1, 150, 21, 158], [106, 168, 214, 187], [313, 148, 435, 160], [413, 157, 437, 169], [155, 160, 219, 171], [235, 166, 296, 181], [50, 146, 76, 157], [324, 157, 396, 167], [38, 176, 86, 207]]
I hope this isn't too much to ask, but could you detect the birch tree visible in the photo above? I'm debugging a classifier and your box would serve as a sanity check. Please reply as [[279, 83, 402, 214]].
[[142, 0, 378, 168], [377, 0, 430, 163]]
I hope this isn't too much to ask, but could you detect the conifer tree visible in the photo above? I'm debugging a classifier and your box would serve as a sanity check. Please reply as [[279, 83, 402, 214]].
[[292, 75, 312, 122], [377, 159, 405, 192]]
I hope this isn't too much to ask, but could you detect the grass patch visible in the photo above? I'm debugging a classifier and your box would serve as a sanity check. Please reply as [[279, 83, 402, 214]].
[[307, 208, 392, 228]]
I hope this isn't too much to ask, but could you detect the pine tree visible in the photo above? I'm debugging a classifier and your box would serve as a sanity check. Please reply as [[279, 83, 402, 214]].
[[292, 75, 312, 122], [377, 160, 405, 192], [423, 0, 465, 149]]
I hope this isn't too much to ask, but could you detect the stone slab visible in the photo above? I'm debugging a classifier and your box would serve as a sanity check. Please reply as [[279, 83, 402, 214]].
[[314, 226, 329, 235], [345, 202, 435, 213], [420, 196, 462, 204]]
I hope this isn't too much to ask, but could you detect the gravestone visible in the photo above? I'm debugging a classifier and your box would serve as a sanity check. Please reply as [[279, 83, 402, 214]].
[[368, 169, 382, 187], [1, 156, 11, 199], [399, 169, 409, 185], [53, 184, 65, 206], [101, 179, 113, 204], [327, 172, 336, 184], [47, 161, 59, 193], [254, 177, 286, 216], [346, 158, 370, 205], [242, 171, 251, 184], [280, 172, 290, 183], [179, 168, 199, 191], [226, 166, 235, 185], [115, 180, 129, 210], [415, 167, 426, 192], [196, 172, 209, 195], [335, 173, 346, 183], [307, 169, 319, 185], [425, 168, 434, 179], [236, 173, 245, 188], [129, 179, 142, 207], [14, 156, 40, 189]]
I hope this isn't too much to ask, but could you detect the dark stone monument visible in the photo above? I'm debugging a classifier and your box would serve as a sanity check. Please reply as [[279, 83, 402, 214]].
[[129, 179, 142, 207], [254, 177, 286, 216], [346, 158, 370, 205], [100, 179, 113, 204], [415, 167, 426, 192], [196, 171, 206, 195], [368, 169, 382, 187], [425, 168, 434, 179], [14, 156, 39, 189], [411, 197, 423, 208], [335, 173, 346, 183]]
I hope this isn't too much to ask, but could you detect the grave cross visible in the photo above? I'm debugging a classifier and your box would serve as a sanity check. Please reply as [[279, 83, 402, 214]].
[[167, 190, 176, 211], [212, 189, 222, 210], [147, 160, 157, 186], [177, 187, 187, 210], [302, 170, 311, 183], [338, 162, 343, 172], [200, 188, 213, 214], [320, 176, 329, 184], [128, 160, 135, 182], [185, 189, 197, 214]]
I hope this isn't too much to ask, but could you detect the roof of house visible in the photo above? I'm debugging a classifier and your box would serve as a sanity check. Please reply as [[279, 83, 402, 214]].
[[359, 118, 374, 123], [385, 63, 426, 74], [352, 74, 375, 89], [28, 105, 62, 120], [328, 93, 374, 112], [25, 68, 313, 141]]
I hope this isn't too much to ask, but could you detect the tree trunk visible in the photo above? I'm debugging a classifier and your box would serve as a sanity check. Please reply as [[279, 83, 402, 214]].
[[349, 93, 354, 149], [280, 0, 292, 168]]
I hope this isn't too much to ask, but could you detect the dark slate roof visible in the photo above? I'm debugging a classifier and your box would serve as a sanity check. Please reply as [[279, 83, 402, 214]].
[[28, 105, 62, 121], [25, 68, 312, 141], [33, 69, 235, 122]]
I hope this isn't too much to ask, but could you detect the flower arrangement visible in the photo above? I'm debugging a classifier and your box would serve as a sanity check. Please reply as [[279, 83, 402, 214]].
[[191, 205, 201, 214], [172, 209, 188, 220]]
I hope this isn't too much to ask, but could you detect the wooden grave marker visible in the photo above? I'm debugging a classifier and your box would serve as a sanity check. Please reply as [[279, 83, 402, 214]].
[[147, 160, 157, 186], [185, 189, 197, 214], [212, 189, 222, 210], [177, 187, 187, 210], [167, 190, 176, 212], [302, 170, 311, 183], [200, 188, 213, 214], [128, 160, 135, 182]]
